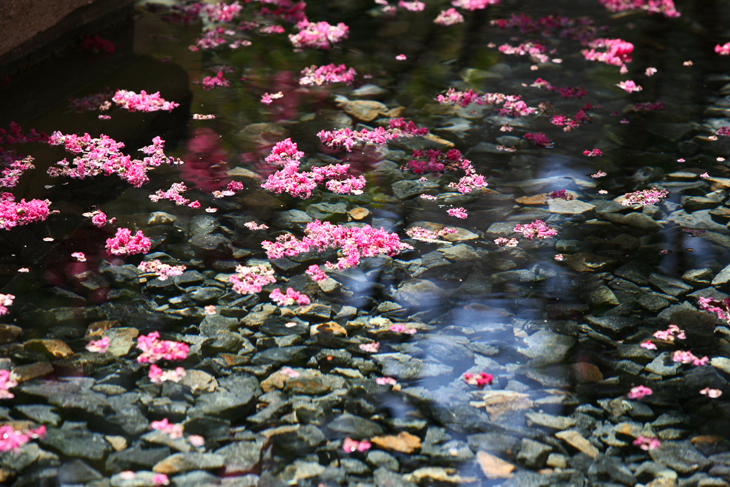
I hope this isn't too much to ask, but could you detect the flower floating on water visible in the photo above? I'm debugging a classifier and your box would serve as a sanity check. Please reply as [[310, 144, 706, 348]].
[[106, 228, 151, 256], [289, 20, 349, 50], [149, 364, 186, 384], [0, 370, 17, 399], [112, 90, 179, 112], [653, 324, 685, 342], [554, 254, 565, 261], [716, 43, 730, 56], [524, 132, 553, 147], [261, 92, 283, 104], [406, 226, 457, 242], [230, 264, 276, 295], [86, 336, 110, 353], [514, 220, 557, 240], [136, 332, 189, 364], [0, 193, 51, 230], [342, 437, 371, 453], [628, 385, 652, 400], [494, 237, 519, 247], [0, 294, 15, 315], [447, 207, 468, 219], [0, 424, 45, 453], [359, 342, 380, 353], [463, 372, 493, 387], [583, 149, 603, 157], [270, 287, 311, 306], [645, 67, 658, 76], [591, 170, 607, 178], [672, 350, 708, 366], [138, 260, 186, 281], [640, 339, 657, 350], [434, 8, 464, 25], [548, 189, 573, 200], [71, 252, 86, 262], [395, 54, 407, 61], [201, 71, 230, 90], [621, 187, 668, 206], [151, 418, 184, 439], [616, 80, 642, 93], [700, 387, 722, 398], [633, 436, 660, 451], [299, 64, 356, 86], [244, 221, 268, 231]]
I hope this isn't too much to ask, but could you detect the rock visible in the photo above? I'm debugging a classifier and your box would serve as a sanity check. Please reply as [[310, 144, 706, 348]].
[[58, 458, 103, 484], [370, 432, 421, 454], [683, 268, 713, 286], [477, 390, 533, 421], [278, 460, 326, 483], [327, 413, 384, 439], [649, 273, 693, 297], [519, 330, 576, 366], [153, 453, 226, 474], [180, 370, 218, 394], [586, 285, 620, 307], [215, 439, 266, 475], [525, 412, 576, 430], [23, 339, 73, 358], [0, 324, 21, 344], [40, 427, 112, 461], [265, 424, 326, 454], [392, 179, 440, 200], [404, 467, 477, 484], [367, 451, 399, 471], [713, 263, 730, 286], [475, 451, 514, 479], [649, 441, 710, 474], [374, 467, 418, 487], [585, 315, 639, 336], [393, 279, 449, 307], [106, 445, 171, 472], [104, 328, 139, 356], [517, 439, 552, 469], [565, 253, 617, 272], [645, 353, 681, 377], [548, 199, 595, 214], [555, 430, 599, 458], [337, 99, 389, 122]]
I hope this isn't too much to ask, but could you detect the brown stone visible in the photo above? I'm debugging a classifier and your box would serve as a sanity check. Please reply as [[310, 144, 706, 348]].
[[338, 100, 389, 122], [570, 362, 603, 383], [104, 328, 139, 357], [153, 453, 226, 474], [480, 391, 533, 420], [404, 467, 477, 484], [12, 362, 53, 382], [311, 322, 347, 337], [0, 324, 21, 344], [516, 194, 549, 205], [370, 432, 421, 454], [564, 253, 617, 273], [23, 339, 73, 358], [260, 371, 289, 393], [85, 320, 117, 338], [105, 435, 127, 451], [476, 451, 514, 479], [180, 370, 218, 393], [218, 354, 250, 367], [349, 207, 370, 220], [691, 435, 725, 445], [555, 430, 599, 458]]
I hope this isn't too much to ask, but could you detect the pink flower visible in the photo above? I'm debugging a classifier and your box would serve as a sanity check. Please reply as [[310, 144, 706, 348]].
[[230, 264, 276, 295], [622, 188, 668, 206], [645, 67, 658, 76], [0, 294, 15, 315], [112, 90, 179, 112], [86, 336, 110, 353], [106, 228, 151, 256], [628, 385, 652, 400], [640, 340, 657, 350], [138, 260, 186, 281], [261, 92, 283, 104], [389, 324, 416, 335], [201, 71, 230, 90], [71, 252, 86, 262], [149, 182, 189, 206], [434, 8, 464, 25], [406, 226, 456, 241], [150, 418, 184, 439], [0, 370, 17, 399], [359, 342, 380, 353], [591, 170, 607, 178], [270, 287, 311, 306], [524, 132, 553, 147], [716, 43, 730, 56], [342, 437, 371, 453], [653, 324, 685, 342], [554, 254, 565, 261], [700, 387, 722, 398], [148, 364, 186, 384], [376, 377, 397, 386], [0, 193, 51, 231], [153, 473, 170, 486], [633, 436, 661, 451], [463, 372, 494, 387], [494, 237, 519, 247], [513, 220, 557, 240], [136, 332, 189, 364], [672, 350, 708, 366], [583, 149, 603, 157], [289, 20, 349, 49], [306, 265, 328, 282], [583, 38, 634, 68], [617, 80, 642, 93], [244, 221, 268, 231], [700, 172, 709, 178], [395, 54, 407, 61], [0, 424, 45, 452], [204, 305, 216, 315], [299, 64, 356, 86], [188, 435, 205, 447], [452, 0, 499, 11], [447, 207, 468, 219]]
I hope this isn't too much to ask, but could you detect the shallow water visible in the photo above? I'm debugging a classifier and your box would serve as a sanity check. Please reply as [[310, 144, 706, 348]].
[[2, 0, 730, 485]]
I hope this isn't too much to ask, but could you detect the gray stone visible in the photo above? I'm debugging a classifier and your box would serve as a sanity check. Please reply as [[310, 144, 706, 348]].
[[392, 179, 440, 200], [683, 268, 713, 286], [153, 452, 227, 474], [190, 215, 219, 236], [645, 353, 681, 377], [585, 315, 639, 335], [638, 293, 670, 312], [40, 427, 112, 461], [366, 450, 399, 471], [649, 273, 693, 297], [525, 412, 576, 430], [106, 445, 171, 472], [327, 413, 384, 439], [649, 441, 710, 474], [215, 439, 266, 475], [14, 405, 61, 426], [519, 329, 576, 366], [586, 285, 619, 306], [393, 279, 449, 308], [171, 470, 222, 487], [712, 263, 730, 286], [517, 438, 552, 468], [548, 199, 595, 214], [374, 467, 418, 487]]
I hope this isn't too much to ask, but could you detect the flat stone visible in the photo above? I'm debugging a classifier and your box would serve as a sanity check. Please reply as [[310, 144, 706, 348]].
[[40, 428, 112, 461], [153, 453, 226, 474], [525, 412, 576, 430], [23, 339, 73, 358], [370, 432, 421, 454], [712, 263, 730, 286], [519, 330, 576, 366], [548, 199, 595, 214], [555, 430, 599, 458], [517, 439, 552, 469], [649, 441, 710, 474], [649, 273, 693, 297], [475, 451, 514, 479]]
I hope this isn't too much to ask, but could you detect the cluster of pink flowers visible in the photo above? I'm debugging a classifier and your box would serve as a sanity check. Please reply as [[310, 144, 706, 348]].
[[244, 221, 269, 231], [71, 251, 86, 262], [548, 189, 574, 200], [112, 90, 179, 112], [48, 133, 181, 188], [584, 149, 603, 157], [137, 331, 189, 364], [343, 437, 371, 453], [106, 228, 152, 256], [463, 372, 494, 387], [149, 364, 186, 384], [317, 118, 428, 152], [447, 207, 468, 219], [406, 226, 457, 241], [700, 387, 722, 398], [192, 113, 216, 120], [0, 156, 35, 188], [230, 264, 277, 294], [0, 122, 48, 145], [583, 38, 634, 70], [628, 385, 652, 400], [138, 260, 187, 281], [698, 296, 730, 323], [494, 237, 519, 247], [299, 64, 357, 86], [598, 0, 680, 18], [621, 187, 668, 206], [83, 209, 112, 227], [263, 220, 412, 271], [405, 149, 488, 194], [0, 370, 17, 399], [86, 336, 110, 353], [376, 376, 398, 386], [0, 193, 51, 230], [617, 80, 642, 93], [514, 220, 557, 240], [201, 71, 230, 90], [398, 1, 425, 12], [306, 264, 328, 282], [672, 350, 708, 366], [359, 342, 380, 353], [524, 132, 553, 147], [654, 324, 686, 342], [497, 97, 535, 117], [149, 182, 192, 206], [118, 471, 169, 486], [434, 8, 464, 25], [270, 287, 311, 307], [498, 42, 549, 63], [716, 43, 730, 56], [261, 92, 284, 105], [151, 418, 184, 439], [203, 1, 242, 22], [550, 108, 591, 132], [591, 170, 607, 178], [289, 20, 349, 49], [633, 436, 661, 451], [68, 91, 112, 112], [261, 138, 366, 199], [390, 323, 417, 335], [452, 0, 499, 10], [0, 424, 45, 453]]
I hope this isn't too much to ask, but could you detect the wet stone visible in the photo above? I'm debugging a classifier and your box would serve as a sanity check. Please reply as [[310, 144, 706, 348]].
[[525, 412, 576, 430], [645, 353, 681, 377], [251, 345, 311, 367], [106, 445, 171, 472], [153, 452, 226, 474], [683, 268, 713, 286], [638, 293, 671, 312], [519, 329, 576, 366], [40, 427, 112, 461], [649, 273, 693, 297], [585, 315, 639, 336], [14, 405, 61, 427], [391, 179, 440, 200], [215, 438, 266, 475], [517, 439, 552, 469], [327, 412, 384, 439], [367, 450, 399, 471], [172, 470, 222, 487], [649, 441, 711, 474]]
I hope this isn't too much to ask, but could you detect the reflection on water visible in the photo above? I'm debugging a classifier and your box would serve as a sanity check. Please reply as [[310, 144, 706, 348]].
[[1, 0, 730, 485]]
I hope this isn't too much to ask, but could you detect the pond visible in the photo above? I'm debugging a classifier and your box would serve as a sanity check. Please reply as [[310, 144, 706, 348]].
[[1, 0, 730, 485]]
